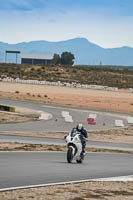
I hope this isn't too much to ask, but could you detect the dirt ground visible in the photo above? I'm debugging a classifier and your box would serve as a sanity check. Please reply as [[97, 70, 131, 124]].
[[0, 82, 133, 113], [0, 182, 133, 200], [0, 111, 39, 124], [0, 142, 132, 154], [0, 104, 40, 124]]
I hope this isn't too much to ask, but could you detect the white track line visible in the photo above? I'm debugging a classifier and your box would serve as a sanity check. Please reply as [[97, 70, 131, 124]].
[[0, 175, 133, 192], [42, 105, 97, 113]]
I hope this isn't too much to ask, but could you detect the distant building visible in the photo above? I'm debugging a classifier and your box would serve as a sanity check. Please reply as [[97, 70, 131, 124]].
[[21, 54, 53, 65], [5, 50, 21, 63]]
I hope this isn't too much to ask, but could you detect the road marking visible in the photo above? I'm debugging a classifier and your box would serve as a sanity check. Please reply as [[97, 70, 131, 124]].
[[42, 105, 97, 113], [0, 175, 133, 192]]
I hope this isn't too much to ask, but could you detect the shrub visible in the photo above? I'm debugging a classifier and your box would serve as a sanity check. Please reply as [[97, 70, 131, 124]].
[[15, 91, 19, 94]]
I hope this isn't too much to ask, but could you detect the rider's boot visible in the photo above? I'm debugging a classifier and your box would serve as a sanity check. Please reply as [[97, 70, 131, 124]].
[[81, 146, 86, 156]]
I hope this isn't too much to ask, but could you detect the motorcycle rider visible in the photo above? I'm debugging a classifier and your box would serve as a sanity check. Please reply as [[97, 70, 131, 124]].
[[71, 123, 88, 155]]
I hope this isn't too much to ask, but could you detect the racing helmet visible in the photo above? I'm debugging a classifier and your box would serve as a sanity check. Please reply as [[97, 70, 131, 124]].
[[77, 123, 83, 131]]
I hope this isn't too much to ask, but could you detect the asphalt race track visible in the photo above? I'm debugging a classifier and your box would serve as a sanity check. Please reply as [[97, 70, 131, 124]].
[[0, 99, 133, 190], [0, 99, 129, 132], [0, 152, 133, 190]]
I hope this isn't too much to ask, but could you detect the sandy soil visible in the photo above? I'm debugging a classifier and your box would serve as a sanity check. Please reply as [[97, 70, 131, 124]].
[[0, 105, 40, 123], [0, 82, 133, 113], [0, 142, 67, 152], [0, 182, 133, 200], [0, 111, 39, 124], [0, 142, 132, 154]]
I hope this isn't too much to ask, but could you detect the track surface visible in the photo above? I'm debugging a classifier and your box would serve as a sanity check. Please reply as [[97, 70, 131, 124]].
[[0, 99, 129, 132], [0, 99, 133, 190], [0, 152, 133, 190]]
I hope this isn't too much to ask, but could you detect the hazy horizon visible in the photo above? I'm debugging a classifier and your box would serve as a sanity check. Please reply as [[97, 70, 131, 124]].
[[0, 37, 133, 49], [0, 0, 133, 48]]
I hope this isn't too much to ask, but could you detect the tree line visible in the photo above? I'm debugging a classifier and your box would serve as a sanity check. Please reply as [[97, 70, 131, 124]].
[[52, 52, 75, 65]]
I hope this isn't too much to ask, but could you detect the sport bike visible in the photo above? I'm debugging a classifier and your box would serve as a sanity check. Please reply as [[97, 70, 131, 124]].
[[65, 130, 85, 163]]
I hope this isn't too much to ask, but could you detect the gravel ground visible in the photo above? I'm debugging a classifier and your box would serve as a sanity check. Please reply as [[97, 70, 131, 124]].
[[0, 181, 133, 200], [0, 142, 132, 154], [0, 82, 133, 113], [0, 106, 40, 124]]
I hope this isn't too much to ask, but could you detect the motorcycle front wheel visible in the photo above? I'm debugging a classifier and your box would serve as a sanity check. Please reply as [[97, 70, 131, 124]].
[[67, 147, 73, 163]]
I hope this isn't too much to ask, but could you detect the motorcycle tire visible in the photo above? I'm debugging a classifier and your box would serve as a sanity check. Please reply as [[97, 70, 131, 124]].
[[67, 147, 73, 163], [76, 159, 82, 163]]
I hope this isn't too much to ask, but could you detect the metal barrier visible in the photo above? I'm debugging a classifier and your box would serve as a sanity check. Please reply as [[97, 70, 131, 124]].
[[0, 105, 15, 112]]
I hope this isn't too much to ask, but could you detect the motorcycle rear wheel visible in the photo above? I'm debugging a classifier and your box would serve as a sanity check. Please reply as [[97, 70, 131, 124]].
[[67, 147, 73, 163]]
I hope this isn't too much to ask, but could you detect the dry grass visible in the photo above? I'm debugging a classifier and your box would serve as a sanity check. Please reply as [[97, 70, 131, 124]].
[[0, 142, 133, 154], [0, 143, 66, 152], [0, 106, 41, 124], [0, 112, 38, 124], [0, 63, 133, 88], [87, 126, 133, 144], [0, 182, 133, 200]]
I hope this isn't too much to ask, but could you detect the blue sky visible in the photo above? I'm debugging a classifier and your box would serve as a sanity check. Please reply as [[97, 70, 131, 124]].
[[0, 0, 133, 48]]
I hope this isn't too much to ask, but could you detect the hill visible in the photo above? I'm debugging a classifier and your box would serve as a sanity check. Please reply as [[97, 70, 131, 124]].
[[0, 38, 133, 66]]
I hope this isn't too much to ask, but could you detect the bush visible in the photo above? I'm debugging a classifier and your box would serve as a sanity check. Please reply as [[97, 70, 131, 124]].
[[15, 91, 19, 94]]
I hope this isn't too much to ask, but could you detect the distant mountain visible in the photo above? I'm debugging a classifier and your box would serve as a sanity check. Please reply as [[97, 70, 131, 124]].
[[0, 37, 133, 66]]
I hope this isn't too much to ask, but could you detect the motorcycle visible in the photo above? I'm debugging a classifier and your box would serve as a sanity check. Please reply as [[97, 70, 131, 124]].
[[64, 129, 85, 163]]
